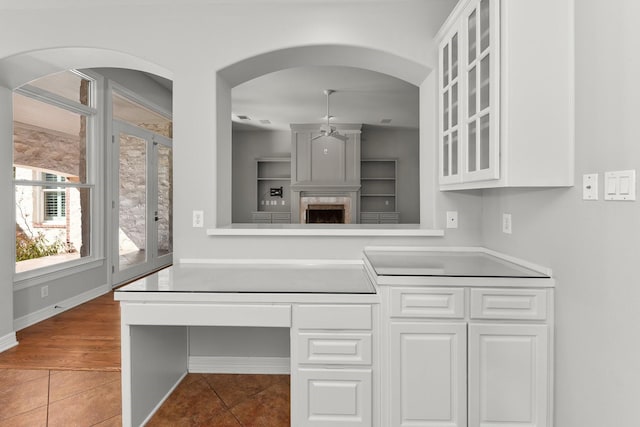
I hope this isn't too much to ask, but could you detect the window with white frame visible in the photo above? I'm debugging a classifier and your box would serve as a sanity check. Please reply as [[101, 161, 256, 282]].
[[13, 70, 98, 274]]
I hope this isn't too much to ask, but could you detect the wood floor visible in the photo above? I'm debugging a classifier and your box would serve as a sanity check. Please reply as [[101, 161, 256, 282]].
[[0, 290, 290, 426], [0, 292, 121, 371]]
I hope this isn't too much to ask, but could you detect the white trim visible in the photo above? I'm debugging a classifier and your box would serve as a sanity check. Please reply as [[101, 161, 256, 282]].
[[13, 283, 110, 331], [13, 258, 105, 290], [189, 356, 291, 374], [111, 82, 173, 121], [0, 332, 18, 353], [139, 371, 188, 427], [207, 224, 445, 237]]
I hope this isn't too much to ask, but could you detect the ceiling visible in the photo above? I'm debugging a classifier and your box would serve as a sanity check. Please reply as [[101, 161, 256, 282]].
[[231, 66, 420, 131]]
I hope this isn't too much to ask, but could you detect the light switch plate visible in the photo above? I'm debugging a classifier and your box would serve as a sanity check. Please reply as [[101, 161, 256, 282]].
[[583, 173, 598, 200], [502, 213, 512, 234], [192, 210, 204, 227], [604, 170, 636, 201]]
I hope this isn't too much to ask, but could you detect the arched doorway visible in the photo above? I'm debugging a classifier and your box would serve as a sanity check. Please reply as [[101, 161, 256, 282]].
[[215, 44, 435, 227]]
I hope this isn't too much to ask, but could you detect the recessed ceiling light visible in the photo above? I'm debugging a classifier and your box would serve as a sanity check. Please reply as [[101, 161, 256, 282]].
[[259, 119, 271, 124], [237, 115, 251, 120], [380, 119, 392, 124]]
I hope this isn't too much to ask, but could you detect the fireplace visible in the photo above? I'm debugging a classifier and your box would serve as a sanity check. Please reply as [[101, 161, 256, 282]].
[[299, 195, 352, 224], [306, 204, 345, 224]]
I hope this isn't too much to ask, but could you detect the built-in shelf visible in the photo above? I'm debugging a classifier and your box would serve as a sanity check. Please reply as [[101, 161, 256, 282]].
[[256, 158, 291, 221], [360, 159, 398, 222]]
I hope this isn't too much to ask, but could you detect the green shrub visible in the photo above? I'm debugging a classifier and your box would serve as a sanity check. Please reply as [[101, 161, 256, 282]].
[[16, 232, 65, 262]]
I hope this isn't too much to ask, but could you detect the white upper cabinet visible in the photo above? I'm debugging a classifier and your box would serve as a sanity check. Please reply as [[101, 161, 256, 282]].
[[437, 0, 574, 190]]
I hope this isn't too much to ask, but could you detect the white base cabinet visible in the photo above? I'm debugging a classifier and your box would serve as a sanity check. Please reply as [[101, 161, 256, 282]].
[[390, 322, 467, 427], [291, 303, 377, 427], [468, 324, 549, 427], [382, 286, 554, 427]]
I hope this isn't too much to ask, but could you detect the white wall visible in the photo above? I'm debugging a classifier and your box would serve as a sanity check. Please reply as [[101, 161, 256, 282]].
[[480, 1, 640, 426]]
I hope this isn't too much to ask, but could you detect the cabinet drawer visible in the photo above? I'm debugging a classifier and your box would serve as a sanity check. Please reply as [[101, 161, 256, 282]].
[[470, 288, 548, 320], [297, 332, 372, 365], [295, 304, 372, 330], [293, 368, 372, 427], [390, 287, 465, 319], [271, 212, 291, 223], [379, 212, 399, 221]]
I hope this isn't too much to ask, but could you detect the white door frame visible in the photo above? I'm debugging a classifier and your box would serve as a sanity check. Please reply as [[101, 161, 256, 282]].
[[111, 119, 172, 285]]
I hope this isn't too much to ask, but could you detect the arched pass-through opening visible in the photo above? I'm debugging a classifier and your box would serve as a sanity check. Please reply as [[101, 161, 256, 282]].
[[0, 47, 172, 90], [215, 44, 436, 230]]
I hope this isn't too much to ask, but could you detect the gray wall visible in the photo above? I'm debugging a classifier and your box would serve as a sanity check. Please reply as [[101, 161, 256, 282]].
[[232, 130, 291, 223], [232, 126, 421, 223], [480, 2, 640, 425]]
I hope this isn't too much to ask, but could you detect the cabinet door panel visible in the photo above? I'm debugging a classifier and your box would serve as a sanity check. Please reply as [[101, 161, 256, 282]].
[[293, 368, 372, 427], [390, 322, 467, 427], [468, 324, 549, 427], [297, 332, 372, 366]]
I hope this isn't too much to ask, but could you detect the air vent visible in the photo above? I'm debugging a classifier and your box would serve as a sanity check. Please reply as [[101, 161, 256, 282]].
[[380, 118, 392, 124], [237, 115, 251, 120], [259, 119, 271, 124]]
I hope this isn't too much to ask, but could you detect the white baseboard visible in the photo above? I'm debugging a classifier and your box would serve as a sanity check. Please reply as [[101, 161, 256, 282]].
[[0, 332, 18, 353], [189, 356, 291, 374], [13, 283, 111, 331]]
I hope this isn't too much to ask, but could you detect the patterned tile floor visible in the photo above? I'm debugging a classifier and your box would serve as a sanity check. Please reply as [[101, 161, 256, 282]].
[[0, 292, 291, 426], [0, 369, 290, 426]]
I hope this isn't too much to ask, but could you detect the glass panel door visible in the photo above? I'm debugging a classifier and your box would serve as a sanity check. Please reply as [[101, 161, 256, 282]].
[[440, 26, 461, 184], [463, 0, 499, 182], [117, 130, 147, 272], [156, 139, 173, 260], [112, 120, 172, 285]]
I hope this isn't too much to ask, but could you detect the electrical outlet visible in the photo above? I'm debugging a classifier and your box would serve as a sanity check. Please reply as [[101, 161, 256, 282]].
[[446, 211, 458, 228], [192, 210, 204, 228], [502, 213, 512, 234], [41, 285, 48, 299]]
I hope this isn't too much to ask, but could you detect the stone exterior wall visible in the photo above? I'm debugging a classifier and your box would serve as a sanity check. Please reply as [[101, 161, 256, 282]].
[[14, 120, 172, 261]]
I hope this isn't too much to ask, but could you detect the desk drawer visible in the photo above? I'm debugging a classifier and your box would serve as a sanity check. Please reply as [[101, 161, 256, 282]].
[[121, 303, 292, 327], [470, 288, 548, 320], [294, 304, 372, 330], [297, 332, 372, 365], [390, 287, 465, 319]]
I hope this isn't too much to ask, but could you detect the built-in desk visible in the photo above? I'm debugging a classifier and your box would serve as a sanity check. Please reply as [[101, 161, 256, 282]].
[[115, 262, 379, 427]]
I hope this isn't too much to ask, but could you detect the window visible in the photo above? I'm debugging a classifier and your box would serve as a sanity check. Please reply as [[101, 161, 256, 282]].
[[13, 70, 98, 274], [42, 173, 66, 223]]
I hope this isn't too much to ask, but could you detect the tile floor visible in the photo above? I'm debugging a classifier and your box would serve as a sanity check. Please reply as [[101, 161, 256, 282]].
[[0, 369, 121, 426], [0, 291, 291, 426], [1, 369, 290, 426]]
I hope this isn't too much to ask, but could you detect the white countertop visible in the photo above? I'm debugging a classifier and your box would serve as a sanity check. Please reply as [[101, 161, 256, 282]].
[[363, 246, 555, 288], [115, 262, 377, 302]]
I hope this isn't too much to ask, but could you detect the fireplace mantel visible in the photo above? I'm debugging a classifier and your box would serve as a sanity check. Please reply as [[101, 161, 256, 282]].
[[291, 181, 361, 192]]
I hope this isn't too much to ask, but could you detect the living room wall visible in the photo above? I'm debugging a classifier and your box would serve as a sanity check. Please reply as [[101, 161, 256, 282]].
[[231, 126, 420, 223]]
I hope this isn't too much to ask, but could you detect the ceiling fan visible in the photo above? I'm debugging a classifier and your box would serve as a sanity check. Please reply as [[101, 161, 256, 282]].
[[311, 89, 348, 142]]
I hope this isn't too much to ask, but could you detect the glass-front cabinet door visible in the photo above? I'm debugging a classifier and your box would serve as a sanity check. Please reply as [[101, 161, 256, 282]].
[[463, 0, 500, 182], [439, 0, 500, 187], [439, 26, 461, 184]]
